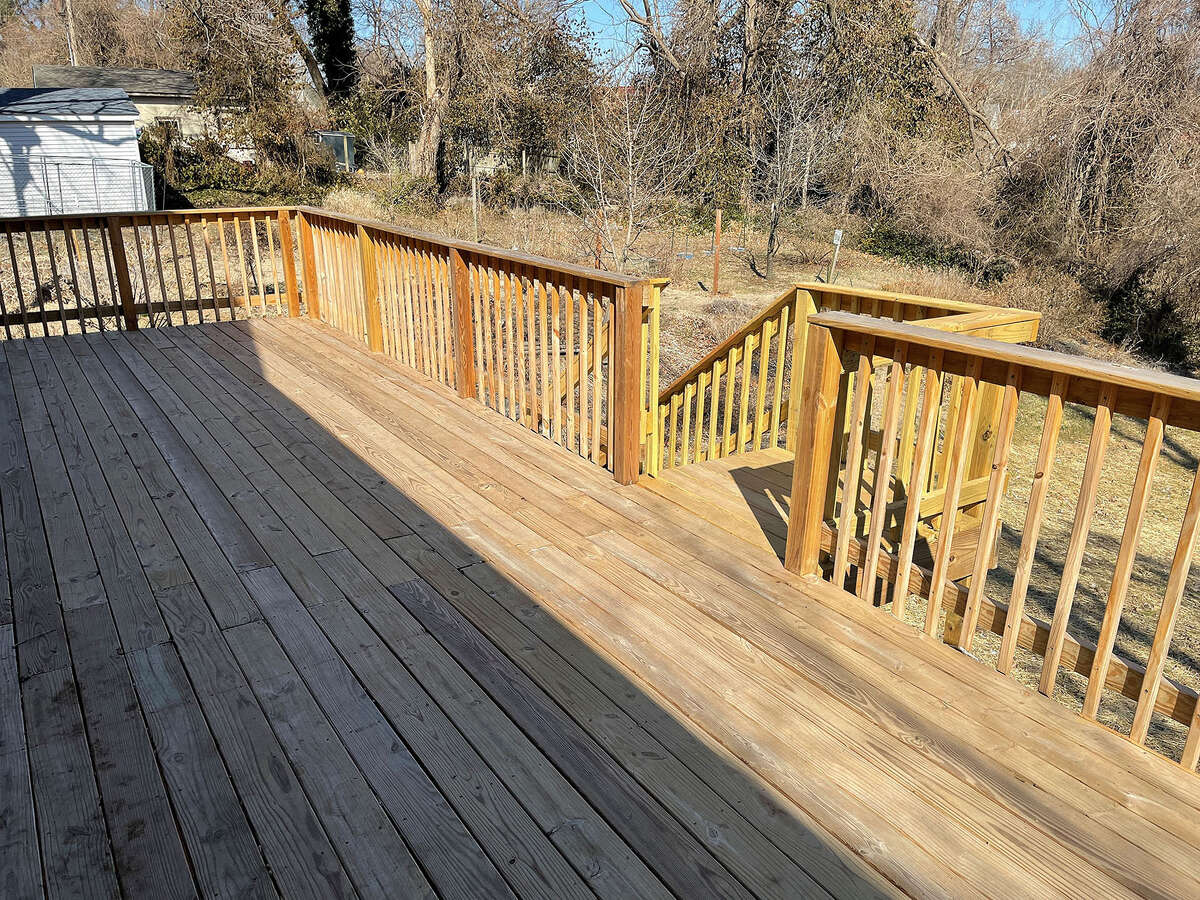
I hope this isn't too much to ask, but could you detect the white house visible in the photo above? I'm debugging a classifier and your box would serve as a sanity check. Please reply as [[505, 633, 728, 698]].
[[32, 66, 209, 139], [0, 87, 154, 217]]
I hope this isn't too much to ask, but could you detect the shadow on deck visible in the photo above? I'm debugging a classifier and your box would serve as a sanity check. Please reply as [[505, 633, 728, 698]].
[[3, 317, 1198, 899]]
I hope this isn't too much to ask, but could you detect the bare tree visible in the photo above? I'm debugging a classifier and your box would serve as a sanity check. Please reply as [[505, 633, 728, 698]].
[[563, 72, 697, 270]]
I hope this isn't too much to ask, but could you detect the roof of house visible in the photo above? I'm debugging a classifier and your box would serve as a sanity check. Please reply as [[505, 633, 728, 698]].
[[31, 66, 197, 99], [0, 87, 139, 119]]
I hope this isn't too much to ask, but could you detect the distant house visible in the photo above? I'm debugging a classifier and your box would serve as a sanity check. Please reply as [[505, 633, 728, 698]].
[[32, 66, 206, 138], [0, 87, 154, 216]]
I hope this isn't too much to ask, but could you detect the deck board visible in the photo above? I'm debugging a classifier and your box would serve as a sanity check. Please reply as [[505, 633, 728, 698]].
[[1, 319, 1198, 898]]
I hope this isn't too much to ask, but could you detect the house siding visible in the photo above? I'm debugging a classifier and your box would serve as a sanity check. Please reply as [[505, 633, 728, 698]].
[[0, 118, 151, 216]]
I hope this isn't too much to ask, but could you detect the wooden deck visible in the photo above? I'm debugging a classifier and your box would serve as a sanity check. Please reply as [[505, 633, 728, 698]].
[[3, 317, 1199, 900]]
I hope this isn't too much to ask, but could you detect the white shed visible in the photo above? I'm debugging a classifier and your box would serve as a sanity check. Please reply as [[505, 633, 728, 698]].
[[0, 87, 154, 217]]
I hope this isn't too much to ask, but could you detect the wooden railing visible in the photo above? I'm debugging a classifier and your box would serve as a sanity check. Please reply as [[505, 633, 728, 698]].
[[0, 206, 656, 485], [290, 208, 655, 484], [651, 282, 1041, 477], [0, 210, 299, 336], [785, 311, 1200, 770]]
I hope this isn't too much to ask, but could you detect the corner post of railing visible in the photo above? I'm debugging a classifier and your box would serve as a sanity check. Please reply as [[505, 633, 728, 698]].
[[784, 320, 845, 576], [611, 278, 647, 485], [786, 287, 819, 451], [357, 224, 384, 353], [449, 246, 477, 399], [105, 215, 138, 330], [277, 209, 301, 317], [295, 209, 321, 321]]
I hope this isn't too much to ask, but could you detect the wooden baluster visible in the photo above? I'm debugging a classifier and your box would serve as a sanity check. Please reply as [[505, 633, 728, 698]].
[[80, 220, 103, 330], [165, 218, 189, 325], [708, 358, 723, 460], [471, 262, 487, 398], [695, 370, 710, 462], [61, 221, 85, 333], [1130, 455, 1200, 743], [513, 268, 529, 422], [924, 356, 983, 635], [217, 216, 235, 319], [722, 345, 737, 456], [575, 277, 587, 447], [550, 279, 562, 443], [441, 253, 453, 377], [752, 319, 773, 450], [769, 305, 788, 448], [892, 353, 944, 619], [100, 220, 121, 329], [23, 226, 48, 336], [480, 264, 497, 409], [131, 220, 157, 326], [182, 220, 204, 323], [5, 225, 29, 338], [832, 342, 874, 589], [591, 287, 602, 465], [147, 219, 170, 324], [860, 347, 908, 604], [1039, 382, 1117, 695], [564, 277, 577, 449], [667, 392, 681, 468], [957, 364, 1022, 651], [736, 332, 754, 455], [537, 272, 550, 434], [1082, 393, 1171, 718], [681, 382, 695, 467], [997, 374, 1068, 674], [251, 215, 269, 315], [265, 216, 281, 315], [1185, 708, 1200, 771], [42, 224, 68, 335]]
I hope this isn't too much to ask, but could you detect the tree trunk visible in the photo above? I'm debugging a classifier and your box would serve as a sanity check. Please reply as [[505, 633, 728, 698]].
[[801, 129, 814, 209], [410, 2, 447, 180], [765, 201, 780, 279]]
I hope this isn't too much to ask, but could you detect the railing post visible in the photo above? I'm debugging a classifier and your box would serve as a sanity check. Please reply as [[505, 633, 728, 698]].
[[611, 279, 646, 485], [357, 224, 383, 352], [296, 210, 321, 321], [784, 322, 844, 575], [105, 215, 138, 331], [786, 287, 818, 451], [450, 246, 477, 399], [277, 209, 301, 317]]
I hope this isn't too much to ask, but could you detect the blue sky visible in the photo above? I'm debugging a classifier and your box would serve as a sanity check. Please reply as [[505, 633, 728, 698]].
[[576, 0, 1082, 55]]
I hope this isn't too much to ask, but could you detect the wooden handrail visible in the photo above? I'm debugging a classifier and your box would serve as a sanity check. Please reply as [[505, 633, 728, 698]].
[[786, 311, 1200, 772], [296, 206, 645, 289], [814, 311, 1200, 428]]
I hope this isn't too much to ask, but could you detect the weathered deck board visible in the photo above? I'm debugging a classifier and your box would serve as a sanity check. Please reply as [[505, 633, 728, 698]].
[[3, 319, 1199, 899]]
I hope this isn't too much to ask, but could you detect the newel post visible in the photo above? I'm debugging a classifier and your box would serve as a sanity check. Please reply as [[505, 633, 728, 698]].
[[105, 215, 138, 331], [277, 209, 301, 317], [611, 279, 646, 485], [357, 224, 384, 353], [450, 246, 477, 399], [784, 321, 844, 575], [296, 210, 321, 321]]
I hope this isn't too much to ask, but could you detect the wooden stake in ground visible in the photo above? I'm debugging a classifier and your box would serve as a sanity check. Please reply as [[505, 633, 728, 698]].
[[713, 208, 722, 295]]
